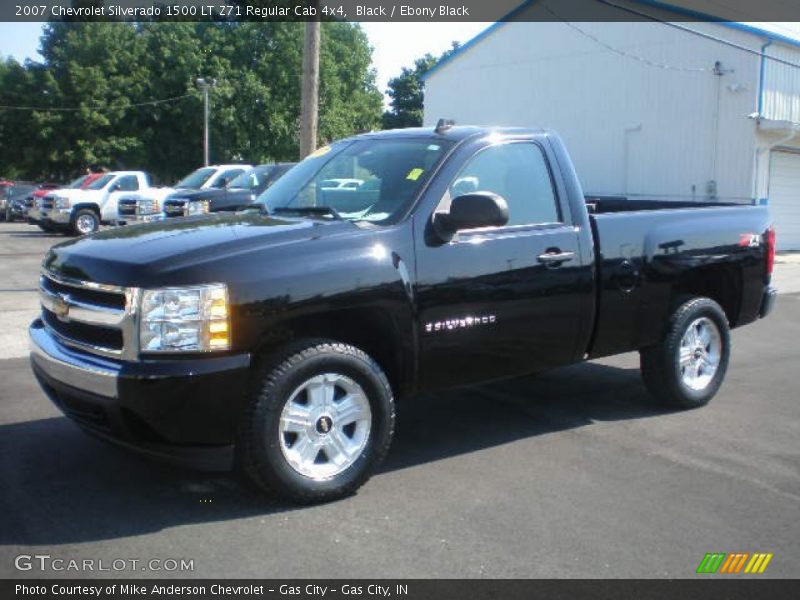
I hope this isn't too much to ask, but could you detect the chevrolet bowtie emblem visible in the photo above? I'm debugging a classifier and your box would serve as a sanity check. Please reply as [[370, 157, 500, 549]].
[[53, 293, 70, 320]]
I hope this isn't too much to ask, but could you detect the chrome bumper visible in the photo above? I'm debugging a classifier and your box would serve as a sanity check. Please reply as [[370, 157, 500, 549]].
[[39, 208, 72, 224], [760, 285, 778, 318], [119, 212, 164, 224], [29, 319, 120, 398]]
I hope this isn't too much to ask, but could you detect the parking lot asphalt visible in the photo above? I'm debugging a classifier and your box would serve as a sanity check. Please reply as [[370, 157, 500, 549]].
[[0, 221, 798, 579]]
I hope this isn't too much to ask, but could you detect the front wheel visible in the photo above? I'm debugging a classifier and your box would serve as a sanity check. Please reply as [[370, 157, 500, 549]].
[[70, 209, 99, 236], [640, 297, 731, 409], [238, 341, 395, 504]]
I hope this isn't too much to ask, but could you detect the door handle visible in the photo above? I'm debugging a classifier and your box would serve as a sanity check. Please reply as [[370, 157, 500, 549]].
[[537, 250, 575, 266]]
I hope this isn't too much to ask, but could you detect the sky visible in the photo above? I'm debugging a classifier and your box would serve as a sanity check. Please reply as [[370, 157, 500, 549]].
[[0, 20, 798, 105]]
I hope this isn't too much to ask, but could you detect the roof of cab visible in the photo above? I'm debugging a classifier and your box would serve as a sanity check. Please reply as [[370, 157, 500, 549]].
[[352, 125, 546, 143]]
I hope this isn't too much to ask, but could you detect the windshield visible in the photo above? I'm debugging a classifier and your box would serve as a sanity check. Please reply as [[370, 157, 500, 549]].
[[175, 167, 216, 189], [257, 138, 453, 224], [86, 173, 114, 190], [229, 167, 271, 190], [68, 175, 88, 188]]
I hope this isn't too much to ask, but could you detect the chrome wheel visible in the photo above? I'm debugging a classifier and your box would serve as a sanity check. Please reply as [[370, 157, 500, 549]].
[[76, 213, 97, 234], [678, 317, 722, 391], [279, 373, 372, 480]]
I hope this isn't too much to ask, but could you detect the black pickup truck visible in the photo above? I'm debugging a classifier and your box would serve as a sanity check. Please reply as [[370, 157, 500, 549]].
[[30, 126, 777, 503]]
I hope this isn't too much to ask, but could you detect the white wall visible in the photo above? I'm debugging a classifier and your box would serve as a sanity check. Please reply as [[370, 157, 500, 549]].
[[424, 21, 763, 202], [762, 43, 800, 124]]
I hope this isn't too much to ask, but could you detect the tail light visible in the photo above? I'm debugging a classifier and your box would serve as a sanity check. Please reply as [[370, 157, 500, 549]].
[[766, 226, 776, 275]]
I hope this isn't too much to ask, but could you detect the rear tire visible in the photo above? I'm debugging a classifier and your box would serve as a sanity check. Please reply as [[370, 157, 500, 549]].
[[70, 209, 99, 236], [640, 297, 730, 409], [238, 341, 395, 504]]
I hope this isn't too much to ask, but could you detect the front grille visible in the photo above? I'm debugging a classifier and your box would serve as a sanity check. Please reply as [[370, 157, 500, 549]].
[[39, 271, 135, 359], [118, 200, 137, 217], [43, 309, 124, 350], [164, 201, 186, 217], [41, 273, 126, 310]]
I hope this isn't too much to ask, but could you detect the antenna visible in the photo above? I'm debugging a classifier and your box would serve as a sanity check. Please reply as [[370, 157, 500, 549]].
[[435, 119, 455, 134]]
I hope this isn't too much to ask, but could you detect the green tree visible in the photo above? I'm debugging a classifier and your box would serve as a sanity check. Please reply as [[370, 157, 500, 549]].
[[382, 42, 460, 130], [0, 20, 382, 182]]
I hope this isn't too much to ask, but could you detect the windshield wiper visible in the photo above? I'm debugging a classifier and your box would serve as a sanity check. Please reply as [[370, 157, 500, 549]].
[[271, 206, 343, 220]]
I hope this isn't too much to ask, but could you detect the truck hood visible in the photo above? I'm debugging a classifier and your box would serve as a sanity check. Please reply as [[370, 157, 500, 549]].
[[43, 212, 362, 287], [49, 188, 103, 201], [165, 188, 228, 203]]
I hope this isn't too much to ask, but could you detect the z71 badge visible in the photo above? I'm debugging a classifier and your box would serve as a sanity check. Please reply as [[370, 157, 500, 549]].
[[738, 233, 761, 247], [425, 315, 496, 333]]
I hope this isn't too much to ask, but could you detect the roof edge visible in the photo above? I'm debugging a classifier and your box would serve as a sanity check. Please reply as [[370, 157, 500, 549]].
[[420, 0, 800, 82]]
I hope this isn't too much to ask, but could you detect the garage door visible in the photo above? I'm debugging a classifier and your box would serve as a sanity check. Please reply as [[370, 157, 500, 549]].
[[768, 150, 800, 250]]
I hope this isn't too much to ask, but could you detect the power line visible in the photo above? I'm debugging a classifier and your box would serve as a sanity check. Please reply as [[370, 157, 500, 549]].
[[595, 0, 800, 71], [543, 4, 711, 71], [541, 1, 800, 73], [0, 93, 195, 112]]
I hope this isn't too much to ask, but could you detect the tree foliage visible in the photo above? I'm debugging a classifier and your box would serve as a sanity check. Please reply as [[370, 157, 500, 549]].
[[381, 42, 460, 130], [0, 21, 382, 182]]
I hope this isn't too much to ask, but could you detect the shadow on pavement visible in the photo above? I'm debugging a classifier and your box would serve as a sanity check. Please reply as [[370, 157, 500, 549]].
[[0, 361, 667, 545]]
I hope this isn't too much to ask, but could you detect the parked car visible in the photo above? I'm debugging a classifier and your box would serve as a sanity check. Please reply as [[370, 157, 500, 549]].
[[29, 171, 155, 235], [1, 182, 37, 221], [156, 163, 296, 219], [117, 164, 252, 223], [320, 178, 364, 189], [30, 126, 776, 503]]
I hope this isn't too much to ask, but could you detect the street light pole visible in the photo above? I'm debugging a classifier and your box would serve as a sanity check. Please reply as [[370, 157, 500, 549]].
[[196, 78, 216, 166]]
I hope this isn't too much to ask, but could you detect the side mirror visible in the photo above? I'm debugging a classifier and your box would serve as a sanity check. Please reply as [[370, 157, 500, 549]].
[[434, 192, 509, 237]]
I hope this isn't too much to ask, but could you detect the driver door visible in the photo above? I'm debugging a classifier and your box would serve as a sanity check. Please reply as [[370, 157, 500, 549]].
[[415, 140, 586, 389]]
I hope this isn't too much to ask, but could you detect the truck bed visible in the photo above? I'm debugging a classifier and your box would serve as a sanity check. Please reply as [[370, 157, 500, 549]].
[[585, 202, 772, 359]]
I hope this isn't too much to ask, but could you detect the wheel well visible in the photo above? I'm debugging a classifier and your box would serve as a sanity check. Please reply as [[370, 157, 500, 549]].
[[255, 308, 410, 397], [673, 264, 742, 326], [73, 203, 101, 218]]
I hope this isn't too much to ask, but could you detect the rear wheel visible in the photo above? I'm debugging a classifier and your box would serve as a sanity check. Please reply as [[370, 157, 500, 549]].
[[238, 341, 395, 504], [640, 297, 730, 408], [71, 209, 99, 236]]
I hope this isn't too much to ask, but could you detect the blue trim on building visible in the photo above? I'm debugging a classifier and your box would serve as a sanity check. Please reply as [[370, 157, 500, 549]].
[[420, 0, 538, 82], [421, 0, 800, 82]]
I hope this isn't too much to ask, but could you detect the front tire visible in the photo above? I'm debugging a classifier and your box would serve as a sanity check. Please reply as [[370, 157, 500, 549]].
[[71, 209, 99, 236], [640, 297, 730, 409], [238, 341, 395, 504]]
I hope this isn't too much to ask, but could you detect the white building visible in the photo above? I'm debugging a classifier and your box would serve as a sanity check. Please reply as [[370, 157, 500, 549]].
[[423, 2, 800, 249]]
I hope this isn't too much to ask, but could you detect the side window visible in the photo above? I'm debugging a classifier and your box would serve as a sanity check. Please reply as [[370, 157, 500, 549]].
[[115, 176, 139, 192], [448, 143, 560, 227], [219, 169, 244, 185]]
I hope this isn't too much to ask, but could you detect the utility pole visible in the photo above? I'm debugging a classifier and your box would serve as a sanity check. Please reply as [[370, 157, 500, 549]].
[[196, 78, 217, 166], [299, 1, 321, 159]]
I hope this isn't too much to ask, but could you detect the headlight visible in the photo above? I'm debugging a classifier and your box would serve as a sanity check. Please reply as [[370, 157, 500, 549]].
[[139, 284, 230, 353], [184, 199, 210, 216], [54, 196, 70, 209], [137, 198, 160, 215]]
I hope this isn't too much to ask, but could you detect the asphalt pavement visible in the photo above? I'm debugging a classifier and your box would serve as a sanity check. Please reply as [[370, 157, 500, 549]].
[[0, 221, 798, 579]]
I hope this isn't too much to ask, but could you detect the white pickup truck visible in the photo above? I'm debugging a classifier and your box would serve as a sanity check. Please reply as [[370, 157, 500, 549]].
[[116, 164, 251, 223], [32, 171, 152, 235]]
